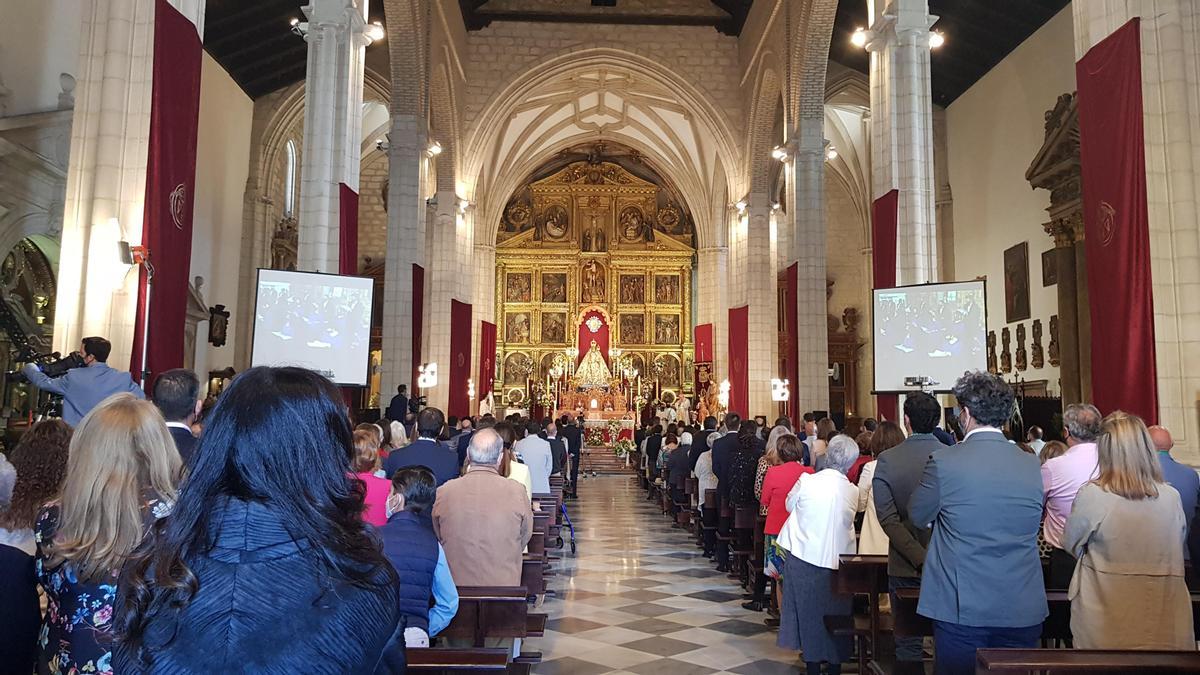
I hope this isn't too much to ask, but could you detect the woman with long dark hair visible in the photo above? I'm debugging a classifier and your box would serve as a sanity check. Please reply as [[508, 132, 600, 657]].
[[728, 420, 760, 507], [114, 367, 400, 672]]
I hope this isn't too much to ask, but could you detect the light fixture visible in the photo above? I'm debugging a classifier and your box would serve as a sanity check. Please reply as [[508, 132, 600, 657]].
[[929, 30, 945, 49], [467, 378, 475, 400], [770, 378, 790, 402], [771, 145, 789, 161], [364, 21, 385, 43], [375, 137, 389, 152], [851, 27, 868, 48], [772, 202, 781, 211], [290, 18, 309, 37], [734, 200, 747, 213], [426, 141, 443, 156], [418, 362, 438, 388], [826, 146, 838, 161], [456, 198, 471, 213]]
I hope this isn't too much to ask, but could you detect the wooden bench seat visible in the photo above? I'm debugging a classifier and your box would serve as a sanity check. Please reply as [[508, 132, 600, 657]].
[[407, 647, 510, 672], [976, 648, 1200, 673]]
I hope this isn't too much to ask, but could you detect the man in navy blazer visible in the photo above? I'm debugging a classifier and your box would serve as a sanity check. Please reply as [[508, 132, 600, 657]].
[[909, 372, 1047, 675], [384, 407, 460, 487], [1151, 425, 1200, 566], [22, 336, 144, 426], [151, 368, 202, 465]]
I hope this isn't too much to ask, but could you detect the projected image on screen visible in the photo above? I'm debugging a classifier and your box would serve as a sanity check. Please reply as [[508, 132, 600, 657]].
[[873, 280, 987, 392], [251, 269, 373, 386]]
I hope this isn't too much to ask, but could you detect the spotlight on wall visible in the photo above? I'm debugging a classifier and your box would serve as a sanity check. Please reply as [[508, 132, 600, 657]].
[[851, 27, 868, 48], [928, 30, 945, 49], [772, 202, 781, 211], [364, 21, 385, 43], [734, 200, 747, 213], [290, 18, 309, 37], [375, 137, 390, 152], [457, 198, 471, 214], [426, 141, 443, 156], [771, 145, 789, 161], [825, 146, 838, 161]]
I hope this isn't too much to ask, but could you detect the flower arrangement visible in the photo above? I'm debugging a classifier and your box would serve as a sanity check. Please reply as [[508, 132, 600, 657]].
[[613, 438, 635, 459], [606, 419, 622, 437], [585, 427, 606, 447]]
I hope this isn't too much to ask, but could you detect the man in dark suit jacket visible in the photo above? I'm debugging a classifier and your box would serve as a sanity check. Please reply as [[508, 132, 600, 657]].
[[910, 373, 1047, 675], [383, 407, 460, 487], [872, 392, 941, 669], [385, 385, 409, 423], [644, 424, 664, 491], [544, 421, 568, 476], [560, 416, 583, 497], [151, 368, 201, 465], [710, 413, 764, 571], [690, 416, 718, 472], [455, 417, 475, 471]]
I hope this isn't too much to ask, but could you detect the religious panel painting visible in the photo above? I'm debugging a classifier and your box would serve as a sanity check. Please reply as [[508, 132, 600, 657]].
[[1041, 248, 1058, 287], [502, 352, 532, 385], [539, 204, 569, 241], [505, 272, 532, 303], [619, 314, 645, 344], [654, 314, 680, 345], [653, 354, 680, 388], [541, 312, 566, 344], [619, 206, 648, 242], [1003, 242, 1031, 323], [581, 259, 606, 303], [541, 273, 567, 303], [619, 274, 645, 304], [505, 312, 531, 344], [655, 274, 680, 304]]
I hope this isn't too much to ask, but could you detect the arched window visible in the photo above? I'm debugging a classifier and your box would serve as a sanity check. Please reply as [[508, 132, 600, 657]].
[[283, 139, 298, 216]]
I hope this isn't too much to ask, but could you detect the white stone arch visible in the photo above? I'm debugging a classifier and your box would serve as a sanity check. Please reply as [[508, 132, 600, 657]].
[[462, 48, 742, 251]]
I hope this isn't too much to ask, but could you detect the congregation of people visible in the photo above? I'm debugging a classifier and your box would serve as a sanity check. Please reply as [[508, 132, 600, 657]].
[[0, 337, 590, 674], [639, 369, 1199, 675]]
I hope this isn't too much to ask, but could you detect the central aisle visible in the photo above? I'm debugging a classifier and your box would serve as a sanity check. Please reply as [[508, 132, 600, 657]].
[[531, 475, 803, 674]]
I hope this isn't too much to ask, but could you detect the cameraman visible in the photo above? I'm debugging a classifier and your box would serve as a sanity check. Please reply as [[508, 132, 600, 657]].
[[22, 336, 144, 426]]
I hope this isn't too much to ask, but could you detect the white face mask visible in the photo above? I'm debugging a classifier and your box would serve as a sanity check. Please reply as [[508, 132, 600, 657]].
[[385, 494, 404, 519]]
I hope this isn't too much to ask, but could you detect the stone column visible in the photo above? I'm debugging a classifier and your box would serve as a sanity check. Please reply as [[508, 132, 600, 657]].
[[1046, 217, 1085, 404], [422, 190, 459, 411], [867, 0, 938, 285], [744, 195, 778, 415], [380, 116, 427, 407], [786, 133, 831, 412], [296, 0, 370, 273], [1073, 2, 1200, 461], [697, 245, 729, 379], [53, 0, 205, 369]]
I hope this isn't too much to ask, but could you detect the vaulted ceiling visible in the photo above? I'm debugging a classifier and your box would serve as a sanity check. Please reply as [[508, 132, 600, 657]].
[[204, 0, 1070, 105]]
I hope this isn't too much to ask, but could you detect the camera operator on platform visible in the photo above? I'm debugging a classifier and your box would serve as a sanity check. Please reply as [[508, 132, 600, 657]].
[[21, 336, 145, 426]]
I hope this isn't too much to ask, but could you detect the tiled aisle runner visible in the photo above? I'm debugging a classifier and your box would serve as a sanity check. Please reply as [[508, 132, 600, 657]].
[[531, 475, 804, 674]]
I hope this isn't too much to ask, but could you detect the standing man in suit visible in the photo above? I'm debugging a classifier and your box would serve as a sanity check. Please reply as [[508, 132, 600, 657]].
[[1150, 425, 1200, 566], [386, 385, 410, 424], [710, 413, 764, 571], [544, 420, 567, 477], [910, 372, 1047, 675], [560, 416, 583, 498], [455, 417, 475, 471], [151, 368, 202, 465], [384, 407, 460, 486], [515, 419, 553, 495], [22, 336, 144, 426], [644, 424, 664, 497], [690, 416, 718, 472], [872, 391, 942, 672]]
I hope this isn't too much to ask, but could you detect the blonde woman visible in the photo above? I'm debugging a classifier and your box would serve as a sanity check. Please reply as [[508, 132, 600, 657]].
[[35, 394, 179, 675], [1063, 411, 1193, 649]]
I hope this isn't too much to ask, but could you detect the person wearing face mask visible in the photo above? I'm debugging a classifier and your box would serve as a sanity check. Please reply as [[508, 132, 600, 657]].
[[379, 466, 459, 657]]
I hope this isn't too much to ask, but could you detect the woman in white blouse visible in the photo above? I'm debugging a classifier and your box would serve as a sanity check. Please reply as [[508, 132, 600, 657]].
[[776, 434, 860, 675], [857, 422, 905, 555]]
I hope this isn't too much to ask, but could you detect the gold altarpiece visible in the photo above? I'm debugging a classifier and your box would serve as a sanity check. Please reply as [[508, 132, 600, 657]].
[[494, 158, 695, 411]]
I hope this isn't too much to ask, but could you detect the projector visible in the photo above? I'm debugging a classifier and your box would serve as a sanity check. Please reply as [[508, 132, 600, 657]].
[[904, 376, 938, 388]]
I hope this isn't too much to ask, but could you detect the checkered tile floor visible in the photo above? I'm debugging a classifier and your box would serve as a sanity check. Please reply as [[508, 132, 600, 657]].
[[531, 475, 805, 674]]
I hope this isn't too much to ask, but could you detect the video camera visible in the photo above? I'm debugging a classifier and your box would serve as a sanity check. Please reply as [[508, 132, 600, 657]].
[[8, 350, 87, 383]]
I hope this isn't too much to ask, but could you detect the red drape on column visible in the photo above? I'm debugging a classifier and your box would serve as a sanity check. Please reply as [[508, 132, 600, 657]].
[[448, 300, 472, 419], [411, 264, 424, 392], [1077, 18, 1157, 424], [478, 321, 497, 402], [785, 264, 800, 428], [871, 189, 900, 421], [129, 0, 203, 385], [728, 306, 749, 416], [694, 323, 713, 362], [576, 309, 609, 366], [338, 183, 358, 275]]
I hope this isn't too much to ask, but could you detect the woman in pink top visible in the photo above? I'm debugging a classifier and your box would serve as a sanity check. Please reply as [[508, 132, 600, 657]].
[[351, 429, 391, 527], [759, 434, 814, 614]]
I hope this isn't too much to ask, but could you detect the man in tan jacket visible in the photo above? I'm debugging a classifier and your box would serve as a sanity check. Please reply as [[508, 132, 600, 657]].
[[432, 428, 533, 586]]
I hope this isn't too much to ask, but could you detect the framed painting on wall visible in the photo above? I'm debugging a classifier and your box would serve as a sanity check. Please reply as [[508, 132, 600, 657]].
[[505, 272, 532, 303], [541, 273, 567, 303], [505, 312, 530, 343], [619, 314, 645, 344], [619, 274, 645, 304], [1003, 242, 1031, 323], [541, 312, 566, 343], [654, 274, 680, 304], [1041, 249, 1058, 287]]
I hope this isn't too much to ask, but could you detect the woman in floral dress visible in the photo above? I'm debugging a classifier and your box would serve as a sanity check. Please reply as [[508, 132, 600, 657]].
[[34, 394, 179, 675]]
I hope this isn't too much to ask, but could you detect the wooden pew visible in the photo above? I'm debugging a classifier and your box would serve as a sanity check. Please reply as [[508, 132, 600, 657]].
[[892, 587, 932, 640], [407, 647, 511, 673], [827, 554, 891, 673], [729, 505, 757, 582], [976, 648, 1200, 673], [700, 489, 718, 556], [438, 587, 546, 674]]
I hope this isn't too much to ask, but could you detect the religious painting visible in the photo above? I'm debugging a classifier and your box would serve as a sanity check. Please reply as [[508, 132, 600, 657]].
[[505, 272, 532, 303], [502, 352, 532, 385], [654, 314, 680, 344], [619, 314, 645, 344], [1003, 242, 1031, 323], [505, 312, 531, 344], [541, 273, 567, 303], [619, 274, 645, 304], [619, 206, 647, 242], [655, 274, 680, 304], [1041, 248, 1058, 287], [581, 259, 606, 303], [541, 312, 566, 344], [653, 354, 680, 388], [540, 204, 569, 241]]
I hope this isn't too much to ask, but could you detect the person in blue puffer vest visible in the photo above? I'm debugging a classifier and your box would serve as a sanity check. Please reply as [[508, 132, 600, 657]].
[[379, 465, 459, 662]]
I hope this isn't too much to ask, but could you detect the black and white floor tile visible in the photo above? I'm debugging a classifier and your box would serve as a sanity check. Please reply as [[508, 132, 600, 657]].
[[530, 475, 804, 674]]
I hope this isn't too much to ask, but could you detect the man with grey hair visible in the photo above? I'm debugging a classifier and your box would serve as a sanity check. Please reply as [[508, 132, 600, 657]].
[[431, 428, 532, 586], [910, 371, 1046, 675], [1041, 402, 1102, 590]]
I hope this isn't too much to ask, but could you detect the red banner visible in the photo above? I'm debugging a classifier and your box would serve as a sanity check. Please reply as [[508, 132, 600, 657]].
[[785, 263, 800, 427], [448, 300, 472, 419], [694, 323, 713, 362], [130, 0, 202, 383], [339, 183, 358, 275], [872, 189, 900, 421], [576, 309, 609, 366], [728, 306, 748, 416], [478, 321, 497, 405], [411, 264, 424, 392], [1077, 18, 1157, 424]]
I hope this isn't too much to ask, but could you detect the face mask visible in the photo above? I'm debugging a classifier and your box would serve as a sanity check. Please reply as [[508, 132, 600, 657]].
[[385, 495, 403, 519]]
